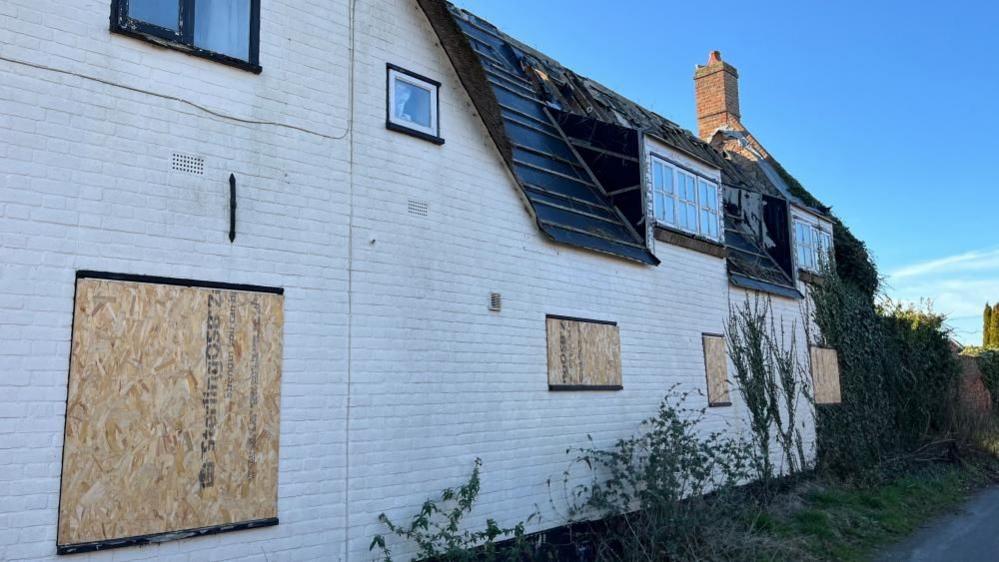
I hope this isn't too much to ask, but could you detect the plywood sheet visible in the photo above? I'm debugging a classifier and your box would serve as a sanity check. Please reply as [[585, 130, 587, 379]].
[[702, 335, 731, 406], [810, 346, 842, 405], [58, 276, 284, 550], [546, 316, 622, 390]]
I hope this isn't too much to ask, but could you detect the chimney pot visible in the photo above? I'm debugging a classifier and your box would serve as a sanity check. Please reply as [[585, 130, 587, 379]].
[[708, 50, 722, 65]]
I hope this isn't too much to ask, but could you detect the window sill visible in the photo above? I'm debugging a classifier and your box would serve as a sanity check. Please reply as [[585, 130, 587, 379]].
[[386, 121, 446, 145], [111, 27, 262, 74], [798, 269, 825, 285], [549, 385, 623, 392], [708, 401, 733, 408], [654, 226, 726, 259]]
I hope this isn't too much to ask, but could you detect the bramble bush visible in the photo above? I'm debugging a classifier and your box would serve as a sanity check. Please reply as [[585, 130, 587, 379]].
[[561, 388, 761, 561]]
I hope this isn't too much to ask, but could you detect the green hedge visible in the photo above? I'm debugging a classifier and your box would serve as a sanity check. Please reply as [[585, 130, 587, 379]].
[[810, 270, 961, 475]]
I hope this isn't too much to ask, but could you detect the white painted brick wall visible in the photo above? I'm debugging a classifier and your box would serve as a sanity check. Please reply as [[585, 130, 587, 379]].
[[0, 1, 819, 560]]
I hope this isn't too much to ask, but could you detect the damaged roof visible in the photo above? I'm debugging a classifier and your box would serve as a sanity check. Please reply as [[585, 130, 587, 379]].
[[417, 0, 801, 296], [714, 129, 832, 218]]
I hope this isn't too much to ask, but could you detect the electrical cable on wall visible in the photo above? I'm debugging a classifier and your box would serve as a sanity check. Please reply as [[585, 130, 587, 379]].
[[0, 20, 355, 141]]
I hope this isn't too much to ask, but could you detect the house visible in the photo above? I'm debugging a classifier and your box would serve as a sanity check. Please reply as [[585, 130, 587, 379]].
[[0, 0, 843, 560]]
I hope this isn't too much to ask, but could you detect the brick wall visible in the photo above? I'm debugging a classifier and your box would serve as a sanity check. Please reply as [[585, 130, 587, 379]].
[[694, 51, 742, 140], [0, 2, 818, 560]]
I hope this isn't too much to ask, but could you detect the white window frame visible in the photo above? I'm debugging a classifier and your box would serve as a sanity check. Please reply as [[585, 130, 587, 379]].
[[697, 177, 721, 240], [794, 215, 834, 272], [648, 154, 722, 242], [677, 170, 699, 233], [387, 64, 442, 143], [650, 158, 677, 228]]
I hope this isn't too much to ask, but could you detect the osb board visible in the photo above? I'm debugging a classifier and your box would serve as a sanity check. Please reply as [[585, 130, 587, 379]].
[[810, 346, 842, 405], [58, 276, 284, 549], [546, 316, 622, 390], [702, 335, 731, 406]]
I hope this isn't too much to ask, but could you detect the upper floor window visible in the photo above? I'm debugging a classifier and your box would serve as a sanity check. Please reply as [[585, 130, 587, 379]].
[[794, 218, 833, 272], [386, 65, 444, 145], [650, 156, 721, 242], [111, 0, 261, 73]]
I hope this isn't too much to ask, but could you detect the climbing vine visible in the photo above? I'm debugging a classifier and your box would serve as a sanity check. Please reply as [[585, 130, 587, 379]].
[[726, 296, 812, 481]]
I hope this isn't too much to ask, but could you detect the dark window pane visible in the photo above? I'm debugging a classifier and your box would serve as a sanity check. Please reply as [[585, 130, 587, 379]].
[[129, 0, 180, 31], [194, 0, 251, 61]]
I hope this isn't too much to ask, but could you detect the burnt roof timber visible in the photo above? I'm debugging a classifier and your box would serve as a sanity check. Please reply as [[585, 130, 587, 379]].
[[542, 105, 651, 245], [607, 185, 642, 197], [569, 139, 640, 163], [513, 159, 600, 188]]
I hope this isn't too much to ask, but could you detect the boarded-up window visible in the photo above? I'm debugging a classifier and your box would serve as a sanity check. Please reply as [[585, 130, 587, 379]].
[[702, 334, 731, 406], [810, 346, 842, 405], [546, 315, 622, 391], [58, 273, 284, 554]]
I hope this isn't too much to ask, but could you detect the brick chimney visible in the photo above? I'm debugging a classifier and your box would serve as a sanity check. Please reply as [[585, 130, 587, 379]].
[[694, 51, 741, 140]]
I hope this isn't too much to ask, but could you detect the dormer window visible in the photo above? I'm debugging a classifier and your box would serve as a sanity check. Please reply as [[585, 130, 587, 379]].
[[650, 155, 721, 242], [794, 216, 833, 272]]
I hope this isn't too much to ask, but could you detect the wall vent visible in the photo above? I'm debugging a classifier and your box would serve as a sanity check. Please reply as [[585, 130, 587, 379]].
[[489, 292, 502, 312], [172, 153, 205, 175], [407, 200, 429, 217]]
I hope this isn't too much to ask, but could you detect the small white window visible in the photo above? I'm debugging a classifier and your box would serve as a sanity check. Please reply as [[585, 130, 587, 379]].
[[794, 217, 834, 272], [648, 155, 722, 242], [387, 65, 443, 144]]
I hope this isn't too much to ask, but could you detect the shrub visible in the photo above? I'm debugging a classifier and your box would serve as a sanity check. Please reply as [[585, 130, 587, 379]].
[[880, 301, 961, 445], [563, 388, 757, 561]]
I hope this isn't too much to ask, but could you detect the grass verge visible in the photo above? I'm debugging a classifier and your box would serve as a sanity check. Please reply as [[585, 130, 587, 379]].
[[750, 458, 998, 561]]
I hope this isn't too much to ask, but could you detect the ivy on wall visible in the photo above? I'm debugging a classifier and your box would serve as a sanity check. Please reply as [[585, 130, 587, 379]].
[[810, 267, 961, 474], [771, 161, 880, 299]]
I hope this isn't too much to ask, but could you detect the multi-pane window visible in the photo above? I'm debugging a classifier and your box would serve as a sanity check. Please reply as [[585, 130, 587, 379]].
[[795, 218, 833, 271], [112, 0, 261, 70], [387, 65, 444, 144], [649, 155, 722, 242], [651, 160, 675, 226]]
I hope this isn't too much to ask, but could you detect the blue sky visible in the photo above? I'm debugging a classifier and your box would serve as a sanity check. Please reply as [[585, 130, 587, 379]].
[[452, 0, 999, 345]]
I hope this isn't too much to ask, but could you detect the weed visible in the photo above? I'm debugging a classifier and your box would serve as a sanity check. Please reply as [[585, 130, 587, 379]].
[[370, 459, 534, 562]]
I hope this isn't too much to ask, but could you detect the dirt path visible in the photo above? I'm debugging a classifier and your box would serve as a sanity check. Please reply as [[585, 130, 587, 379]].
[[876, 485, 999, 561]]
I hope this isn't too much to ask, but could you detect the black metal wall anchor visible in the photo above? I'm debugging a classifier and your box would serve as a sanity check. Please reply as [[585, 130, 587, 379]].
[[229, 173, 237, 243]]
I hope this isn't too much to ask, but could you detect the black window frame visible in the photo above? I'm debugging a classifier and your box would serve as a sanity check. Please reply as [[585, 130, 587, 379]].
[[386, 63, 445, 145], [110, 0, 262, 74]]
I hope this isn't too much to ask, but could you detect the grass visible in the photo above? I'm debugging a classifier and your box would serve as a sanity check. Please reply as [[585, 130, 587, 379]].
[[750, 461, 995, 561]]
